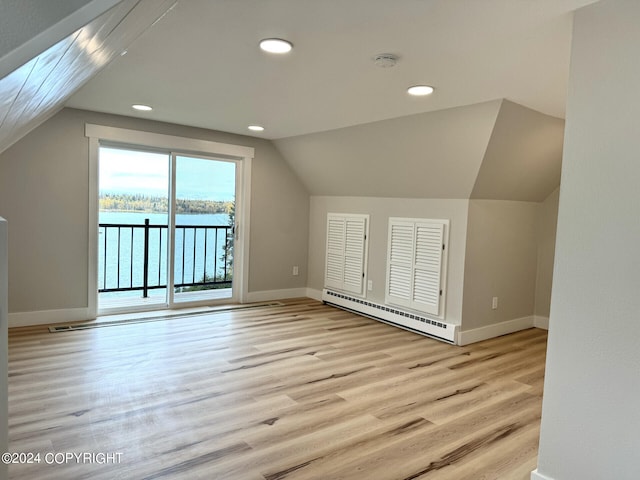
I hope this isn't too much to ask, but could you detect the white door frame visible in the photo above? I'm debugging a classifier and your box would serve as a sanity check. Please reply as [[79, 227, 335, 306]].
[[86, 124, 253, 317]]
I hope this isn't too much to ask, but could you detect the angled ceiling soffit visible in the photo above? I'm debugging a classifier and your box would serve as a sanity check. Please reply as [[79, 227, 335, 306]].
[[470, 99, 565, 202], [273, 100, 503, 199]]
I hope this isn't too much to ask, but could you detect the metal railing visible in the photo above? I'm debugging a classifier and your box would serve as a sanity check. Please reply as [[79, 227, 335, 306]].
[[98, 219, 232, 296]]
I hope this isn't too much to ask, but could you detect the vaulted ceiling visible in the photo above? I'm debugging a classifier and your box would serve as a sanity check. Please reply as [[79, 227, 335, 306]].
[[0, 0, 596, 200]]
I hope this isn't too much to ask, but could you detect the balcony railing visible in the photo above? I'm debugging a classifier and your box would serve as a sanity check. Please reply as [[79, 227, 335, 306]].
[[98, 219, 232, 297]]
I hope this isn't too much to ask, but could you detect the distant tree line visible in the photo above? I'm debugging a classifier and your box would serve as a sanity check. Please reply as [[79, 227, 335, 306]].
[[99, 193, 233, 215]]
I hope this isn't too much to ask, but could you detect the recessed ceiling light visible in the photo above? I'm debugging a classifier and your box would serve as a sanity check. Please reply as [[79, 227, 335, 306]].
[[407, 85, 434, 96], [248, 125, 265, 132], [259, 38, 293, 54], [132, 104, 153, 111]]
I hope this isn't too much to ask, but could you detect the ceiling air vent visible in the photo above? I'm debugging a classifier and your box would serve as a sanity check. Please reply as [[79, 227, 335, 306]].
[[373, 53, 399, 68]]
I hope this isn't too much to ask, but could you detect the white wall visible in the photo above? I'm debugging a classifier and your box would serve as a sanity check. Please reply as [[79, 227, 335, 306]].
[[461, 200, 538, 331], [0, 109, 91, 313], [0, 217, 8, 480], [308, 196, 469, 325], [0, 108, 309, 317], [534, 187, 559, 319], [534, 1, 640, 479]]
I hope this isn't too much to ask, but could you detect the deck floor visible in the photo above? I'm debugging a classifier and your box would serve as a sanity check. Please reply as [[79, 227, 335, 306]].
[[98, 287, 232, 312]]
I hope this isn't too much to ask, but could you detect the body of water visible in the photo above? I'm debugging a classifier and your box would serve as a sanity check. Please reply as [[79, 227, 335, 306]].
[[100, 211, 230, 226], [98, 211, 232, 296]]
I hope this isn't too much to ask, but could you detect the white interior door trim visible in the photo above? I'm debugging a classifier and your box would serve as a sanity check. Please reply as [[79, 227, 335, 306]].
[[86, 124, 253, 316]]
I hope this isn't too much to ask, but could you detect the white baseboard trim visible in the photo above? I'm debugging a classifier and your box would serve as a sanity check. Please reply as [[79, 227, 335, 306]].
[[245, 288, 308, 303], [10, 289, 317, 327], [9, 307, 92, 328], [305, 288, 322, 301], [531, 469, 554, 480], [457, 315, 534, 345], [534, 315, 549, 330]]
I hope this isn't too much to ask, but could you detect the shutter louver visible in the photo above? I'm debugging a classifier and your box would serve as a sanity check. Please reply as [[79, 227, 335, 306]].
[[388, 264, 412, 300], [413, 223, 444, 315], [324, 214, 368, 295], [387, 222, 414, 308], [325, 218, 345, 289], [386, 218, 448, 317], [343, 218, 365, 293]]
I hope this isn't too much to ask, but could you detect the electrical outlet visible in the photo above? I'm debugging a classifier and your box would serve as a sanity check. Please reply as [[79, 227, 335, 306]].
[[292, 265, 299, 276], [367, 280, 373, 291], [492, 297, 498, 309]]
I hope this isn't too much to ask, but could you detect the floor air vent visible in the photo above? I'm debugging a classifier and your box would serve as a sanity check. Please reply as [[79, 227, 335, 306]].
[[48, 302, 284, 333], [322, 289, 457, 344]]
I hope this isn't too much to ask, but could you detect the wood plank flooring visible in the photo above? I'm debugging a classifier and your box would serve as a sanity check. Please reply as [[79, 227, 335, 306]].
[[7, 299, 547, 479]]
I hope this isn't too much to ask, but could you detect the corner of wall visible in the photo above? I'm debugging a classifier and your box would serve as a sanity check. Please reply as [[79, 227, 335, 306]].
[[534, 316, 549, 330], [245, 288, 309, 303], [0, 218, 8, 475], [457, 315, 535, 345], [530, 469, 555, 480], [533, 186, 560, 319], [461, 200, 538, 334], [8, 307, 91, 328], [306, 288, 322, 301]]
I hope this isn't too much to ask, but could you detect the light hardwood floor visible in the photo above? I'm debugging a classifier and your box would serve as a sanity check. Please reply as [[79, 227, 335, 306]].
[[7, 299, 547, 479]]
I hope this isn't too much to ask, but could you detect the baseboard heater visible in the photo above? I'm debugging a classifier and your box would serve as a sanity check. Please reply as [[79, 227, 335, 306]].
[[322, 289, 457, 344]]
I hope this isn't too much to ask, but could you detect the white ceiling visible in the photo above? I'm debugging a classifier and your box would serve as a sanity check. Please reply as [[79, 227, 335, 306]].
[[66, 0, 599, 140]]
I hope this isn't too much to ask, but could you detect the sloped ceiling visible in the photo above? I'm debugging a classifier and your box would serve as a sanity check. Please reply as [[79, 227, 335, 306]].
[[0, 0, 177, 154], [0, 0, 121, 80], [471, 100, 564, 201], [274, 99, 564, 200], [274, 100, 502, 198]]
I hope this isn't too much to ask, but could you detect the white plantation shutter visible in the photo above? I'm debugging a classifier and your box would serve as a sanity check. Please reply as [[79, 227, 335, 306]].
[[386, 218, 448, 317], [343, 218, 366, 292], [412, 222, 444, 314], [325, 217, 345, 290], [325, 214, 368, 295], [387, 222, 414, 303]]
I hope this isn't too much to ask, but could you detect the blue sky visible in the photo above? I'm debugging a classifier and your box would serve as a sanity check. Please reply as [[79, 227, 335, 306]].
[[99, 147, 236, 201]]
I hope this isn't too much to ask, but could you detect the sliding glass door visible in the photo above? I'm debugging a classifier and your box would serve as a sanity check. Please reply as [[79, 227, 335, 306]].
[[97, 147, 237, 313]]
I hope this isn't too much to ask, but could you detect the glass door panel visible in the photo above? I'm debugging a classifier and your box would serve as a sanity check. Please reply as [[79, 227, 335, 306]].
[[98, 147, 169, 311], [172, 155, 236, 304]]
